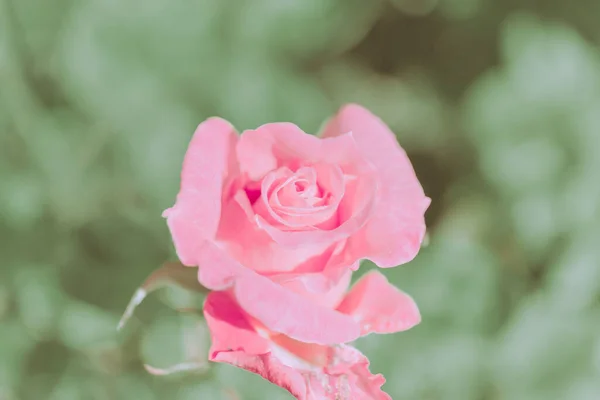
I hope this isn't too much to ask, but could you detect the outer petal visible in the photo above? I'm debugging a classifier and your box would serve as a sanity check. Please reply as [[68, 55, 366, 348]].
[[216, 191, 333, 274], [272, 269, 353, 309], [337, 271, 421, 335], [204, 292, 310, 399], [196, 240, 361, 345], [268, 240, 359, 301], [163, 118, 239, 266], [214, 352, 311, 399], [236, 124, 370, 180], [319, 344, 392, 400], [203, 291, 271, 356], [321, 104, 430, 268], [271, 338, 392, 400], [205, 294, 391, 400]]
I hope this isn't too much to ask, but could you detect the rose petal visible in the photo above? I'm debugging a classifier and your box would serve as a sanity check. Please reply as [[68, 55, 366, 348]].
[[163, 118, 239, 266], [322, 104, 430, 267], [268, 241, 359, 296], [216, 193, 332, 274], [255, 174, 376, 247], [237, 124, 372, 180], [204, 292, 311, 399], [205, 293, 391, 400], [238, 125, 378, 250], [257, 164, 344, 229], [203, 291, 271, 356], [212, 346, 391, 400], [337, 271, 421, 335], [216, 351, 311, 399], [318, 344, 392, 400], [196, 241, 361, 344], [273, 269, 353, 309], [272, 262, 355, 295]]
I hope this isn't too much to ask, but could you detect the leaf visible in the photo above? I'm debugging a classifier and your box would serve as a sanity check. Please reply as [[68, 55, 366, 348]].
[[141, 310, 210, 377], [144, 361, 209, 376], [117, 262, 207, 331]]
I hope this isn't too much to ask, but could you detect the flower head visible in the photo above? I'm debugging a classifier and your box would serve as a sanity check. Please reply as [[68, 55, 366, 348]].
[[164, 104, 429, 345]]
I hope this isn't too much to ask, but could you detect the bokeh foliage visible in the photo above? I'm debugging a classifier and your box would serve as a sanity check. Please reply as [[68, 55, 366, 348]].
[[1, 0, 599, 399]]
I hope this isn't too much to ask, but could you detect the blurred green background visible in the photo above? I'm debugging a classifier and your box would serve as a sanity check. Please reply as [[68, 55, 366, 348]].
[[1, 0, 600, 399]]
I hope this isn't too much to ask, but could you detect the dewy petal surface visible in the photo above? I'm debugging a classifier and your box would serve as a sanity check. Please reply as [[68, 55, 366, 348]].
[[321, 104, 430, 268], [163, 117, 239, 266]]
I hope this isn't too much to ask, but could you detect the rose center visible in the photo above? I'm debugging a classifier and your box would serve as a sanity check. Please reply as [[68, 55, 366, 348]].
[[256, 163, 345, 229]]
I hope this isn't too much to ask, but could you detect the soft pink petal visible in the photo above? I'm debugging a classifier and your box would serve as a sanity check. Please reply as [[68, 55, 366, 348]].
[[203, 291, 271, 356], [254, 173, 376, 247], [196, 240, 361, 345], [271, 337, 392, 400], [271, 262, 355, 295], [255, 167, 297, 226], [255, 164, 344, 229], [216, 192, 333, 274], [322, 104, 430, 268], [267, 240, 359, 297], [318, 344, 392, 400], [212, 344, 391, 400], [272, 269, 353, 309], [237, 124, 373, 181], [205, 292, 391, 399], [236, 124, 379, 259], [215, 351, 311, 399], [337, 271, 421, 335], [236, 123, 319, 180], [204, 292, 311, 399], [163, 118, 239, 266]]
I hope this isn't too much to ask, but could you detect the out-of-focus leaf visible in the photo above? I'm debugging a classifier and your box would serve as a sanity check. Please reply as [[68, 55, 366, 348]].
[[0, 173, 44, 230], [0, 283, 10, 321], [0, 321, 35, 396], [320, 61, 449, 151], [391, 0, 438, 16], [140, 313, 209, 378], [501, 14, 600, 106], [388, 228, 501, 333], [216, 50, 332, 132], [492, 295, 596, 397], [114, 375, 158, 400], [176, 382, 229, 400], [235, 0, 381, 60], [14, 267, 65, 338], [118, 262, 206, 331], [545, 228, 600, 313], [438, 0, 484, 20], [58, 301, 119, 350]]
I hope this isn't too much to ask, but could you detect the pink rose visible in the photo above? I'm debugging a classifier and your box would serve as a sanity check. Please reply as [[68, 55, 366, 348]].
[[164, 104, 429, 345], [203, 271, 419, 400]]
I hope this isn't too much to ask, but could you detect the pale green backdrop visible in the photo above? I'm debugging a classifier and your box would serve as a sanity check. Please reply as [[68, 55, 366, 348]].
[[1, 0, 599, 399]]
